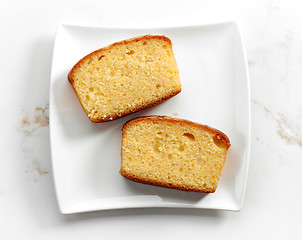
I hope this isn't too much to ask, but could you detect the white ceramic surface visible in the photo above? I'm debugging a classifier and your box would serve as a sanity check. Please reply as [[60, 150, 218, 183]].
[[49, 22, 250, 214]]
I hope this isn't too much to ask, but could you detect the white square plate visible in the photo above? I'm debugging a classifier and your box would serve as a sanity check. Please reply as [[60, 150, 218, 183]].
[[50, 22, 250, 214]]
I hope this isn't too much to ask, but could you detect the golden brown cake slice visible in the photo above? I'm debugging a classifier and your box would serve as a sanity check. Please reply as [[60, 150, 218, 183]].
[[120, 116, 231, 193], [68, 35, 181, 122]]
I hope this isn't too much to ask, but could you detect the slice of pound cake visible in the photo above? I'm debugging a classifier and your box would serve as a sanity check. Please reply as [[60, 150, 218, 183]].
[[120, 116, 231, 193], [68, 35, 181, 122]]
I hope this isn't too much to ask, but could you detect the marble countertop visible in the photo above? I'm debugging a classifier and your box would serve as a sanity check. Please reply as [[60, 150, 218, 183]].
[[1, 0, 301, 239]]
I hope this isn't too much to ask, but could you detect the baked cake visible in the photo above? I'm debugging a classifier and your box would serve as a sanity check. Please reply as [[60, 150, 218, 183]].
[[120, 116, 231, 193], [68, 35, 181, 122]]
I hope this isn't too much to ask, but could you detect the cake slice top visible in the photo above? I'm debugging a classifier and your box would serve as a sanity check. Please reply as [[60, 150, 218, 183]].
[[121, 116, 231, 193], [68, 35, 181, 122]]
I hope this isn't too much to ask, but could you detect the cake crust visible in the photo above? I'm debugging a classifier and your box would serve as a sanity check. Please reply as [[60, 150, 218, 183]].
[[68, 35, 172, 85], [121, 171, 216, 193], [122, 116, 231, 148]]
